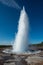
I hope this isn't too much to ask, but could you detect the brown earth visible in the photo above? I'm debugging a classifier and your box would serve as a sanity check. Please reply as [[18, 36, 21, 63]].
[[0, 46, 43, 65]]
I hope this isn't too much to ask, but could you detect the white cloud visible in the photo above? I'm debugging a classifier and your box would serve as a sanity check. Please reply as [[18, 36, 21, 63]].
[[0, 0, 21, 10]]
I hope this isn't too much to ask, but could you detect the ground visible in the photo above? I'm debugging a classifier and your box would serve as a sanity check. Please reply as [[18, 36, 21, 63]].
[[0, 47, 43, 65]]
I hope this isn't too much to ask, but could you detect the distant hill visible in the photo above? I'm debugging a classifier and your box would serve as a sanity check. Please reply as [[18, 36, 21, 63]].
[[30, 42, 43, 50], [0, 42, 43, 50], [0, 45, 12, 48], [32, 42, 43, 47]]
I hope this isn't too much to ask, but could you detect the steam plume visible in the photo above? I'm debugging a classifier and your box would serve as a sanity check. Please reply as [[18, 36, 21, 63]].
[[13, 7, 29, 53], [0, 0, 21, 10]]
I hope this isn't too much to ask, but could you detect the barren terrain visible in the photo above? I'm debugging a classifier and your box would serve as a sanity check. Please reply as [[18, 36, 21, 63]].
[[0, 46, 43, 65]]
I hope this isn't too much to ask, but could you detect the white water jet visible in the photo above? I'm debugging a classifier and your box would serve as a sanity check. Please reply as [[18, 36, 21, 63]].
[[2, 6, 41, 54], [2, 7, 41, 54], [13, 6, 29, 53]]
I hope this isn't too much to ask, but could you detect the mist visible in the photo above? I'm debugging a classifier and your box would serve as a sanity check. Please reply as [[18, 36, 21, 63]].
[[13, 7, 29, 53], [0, 0, 21, 10]]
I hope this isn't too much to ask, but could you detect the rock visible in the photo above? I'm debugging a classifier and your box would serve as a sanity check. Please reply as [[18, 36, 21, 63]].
[[0, 56, 4, 65], [4, 62, 15, 65], [25, 56, 43, 65], [15, 60, 27, 65]]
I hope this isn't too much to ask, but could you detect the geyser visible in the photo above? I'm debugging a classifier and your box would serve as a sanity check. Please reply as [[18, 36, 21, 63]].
[[3, 6, 41, 54], [13, 7, 29, 53]]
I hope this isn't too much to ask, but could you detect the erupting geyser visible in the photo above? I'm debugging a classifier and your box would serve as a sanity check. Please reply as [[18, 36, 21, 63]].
[[13, 7, 29, 53], [3, 6, 41, 54]]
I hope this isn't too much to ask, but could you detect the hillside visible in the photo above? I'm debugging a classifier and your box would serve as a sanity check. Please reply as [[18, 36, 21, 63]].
[[32, 42, 43, 46]]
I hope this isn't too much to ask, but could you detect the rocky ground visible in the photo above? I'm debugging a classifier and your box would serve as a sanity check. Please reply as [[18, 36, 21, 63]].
[[0, 49, 43, 65]]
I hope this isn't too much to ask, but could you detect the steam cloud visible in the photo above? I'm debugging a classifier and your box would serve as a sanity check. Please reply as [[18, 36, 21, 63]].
[[0, 0, 21, 10], [13, 7, 29, 53]]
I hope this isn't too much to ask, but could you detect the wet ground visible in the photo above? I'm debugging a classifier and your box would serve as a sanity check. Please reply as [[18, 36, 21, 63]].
[[0, 49, 43, 65]]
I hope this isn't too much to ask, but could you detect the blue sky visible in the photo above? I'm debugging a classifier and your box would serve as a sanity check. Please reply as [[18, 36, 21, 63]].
[[0, 0, 43, 45]]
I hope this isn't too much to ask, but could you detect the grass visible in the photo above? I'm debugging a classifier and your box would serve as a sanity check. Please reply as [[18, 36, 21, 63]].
[[0, 45, 12, 48], [32, 42, 43, 47]]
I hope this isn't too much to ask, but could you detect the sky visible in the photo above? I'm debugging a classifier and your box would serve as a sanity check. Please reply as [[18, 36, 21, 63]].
[[0, 0, 43, 45]]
